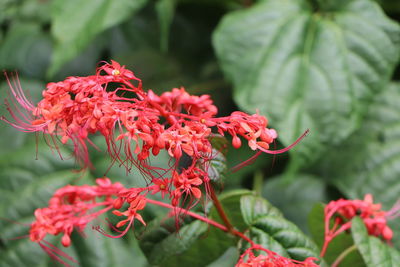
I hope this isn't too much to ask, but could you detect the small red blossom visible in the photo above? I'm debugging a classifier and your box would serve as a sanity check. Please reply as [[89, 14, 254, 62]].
[[321, 194, 400, 257], [236, 246, 319, 267], [112, 195, 147, 228]]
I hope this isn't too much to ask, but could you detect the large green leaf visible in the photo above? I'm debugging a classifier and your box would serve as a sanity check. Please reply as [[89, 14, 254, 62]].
[[213, 0, 400, 165], [352, 217, 400, 267], [49, 0, 148, 76], [317, 83, 400, 248]]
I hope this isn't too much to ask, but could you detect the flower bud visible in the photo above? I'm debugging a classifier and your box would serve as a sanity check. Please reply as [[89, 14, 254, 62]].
[[232, 135, 242, 149]]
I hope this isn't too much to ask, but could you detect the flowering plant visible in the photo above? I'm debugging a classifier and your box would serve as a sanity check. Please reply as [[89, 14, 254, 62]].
[[2, 61, 400, 267], [1, 0, 400, 266]]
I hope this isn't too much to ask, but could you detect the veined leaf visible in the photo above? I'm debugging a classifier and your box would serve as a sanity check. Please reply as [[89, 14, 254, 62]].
[[240, 194, 320, 262], [317, 83, 400, 249], [213, 0, 400, 165]]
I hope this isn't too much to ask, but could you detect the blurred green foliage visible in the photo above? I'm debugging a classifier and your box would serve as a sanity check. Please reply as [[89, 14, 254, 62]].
[[1, 0, 400, 266]]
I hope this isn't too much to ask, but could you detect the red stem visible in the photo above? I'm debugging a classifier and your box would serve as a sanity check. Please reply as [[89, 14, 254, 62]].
[[209, 186, 234, 232], [146, 198, 254, 245]]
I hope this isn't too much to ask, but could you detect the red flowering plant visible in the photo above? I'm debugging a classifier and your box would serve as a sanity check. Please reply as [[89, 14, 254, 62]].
[[0, 61, 319, 266], [1, 61, 399, 267]]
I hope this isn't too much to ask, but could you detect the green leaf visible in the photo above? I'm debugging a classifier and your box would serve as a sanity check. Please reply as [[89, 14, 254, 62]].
[[156, 0, 176, 52], [317, 83, 400, 248], [262, 174, 327, 232], [213, 0, 400, 165], [308, 204, 364, 266], [352, 217, 400, 267], [241, 194, 320, 262], [49, 0, 148, 76]]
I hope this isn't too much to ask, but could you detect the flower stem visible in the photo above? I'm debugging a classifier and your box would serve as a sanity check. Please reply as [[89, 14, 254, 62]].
[[146, 198, 228, 232], [209, 186, 234, 232], [331, 245, 357, 267], [146, 198, 254, 245], [253, 170, 263, 196]]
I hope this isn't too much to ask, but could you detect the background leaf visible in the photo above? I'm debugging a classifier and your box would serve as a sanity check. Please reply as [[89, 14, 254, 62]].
[[49, 0, 148, 76], [317, 83, 400, 248], [262, 174, 327, 232], [213, 0, 400, 166], [139, 216, 235, 267]]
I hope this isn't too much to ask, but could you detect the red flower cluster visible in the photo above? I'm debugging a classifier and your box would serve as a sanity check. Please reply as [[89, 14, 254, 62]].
[[29, 178, 123, 247], [236, 246, 319, 267], [2, 61, 306, 210], [1, 61, 313, 267], [321, 194, 400, 256]]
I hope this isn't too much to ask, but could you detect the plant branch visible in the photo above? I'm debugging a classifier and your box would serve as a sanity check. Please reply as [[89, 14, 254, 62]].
[[209, 186, 234, 232]]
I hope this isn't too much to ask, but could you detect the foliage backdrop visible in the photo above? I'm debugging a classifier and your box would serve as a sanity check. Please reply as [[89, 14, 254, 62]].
[[0, 0, 400, 266]]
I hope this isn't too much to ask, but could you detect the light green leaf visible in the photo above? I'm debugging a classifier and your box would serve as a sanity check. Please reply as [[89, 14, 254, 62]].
[[213, 0, 400, 165], [156, 0, 176, 52], [352, 217, 400, 267], [49, 0, 148, 76]]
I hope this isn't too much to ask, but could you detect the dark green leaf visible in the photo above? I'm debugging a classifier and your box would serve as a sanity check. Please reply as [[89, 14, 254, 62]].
[[213, 0, 400, 165], [0, 23, 52, 77], [352, 217, 400, 267], [139, 217, 235, 267]]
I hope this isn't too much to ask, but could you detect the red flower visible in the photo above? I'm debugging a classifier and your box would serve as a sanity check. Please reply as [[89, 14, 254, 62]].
[[236, 246, 319, 267], [29, 177, 123, 247], [321, 194, 399, 257]]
